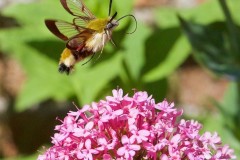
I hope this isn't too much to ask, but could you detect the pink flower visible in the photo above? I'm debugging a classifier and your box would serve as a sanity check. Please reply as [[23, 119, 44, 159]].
[[129, 125, 150, 143], [38, 88, 236, 160], [178, 119, 202, 139], [199, 132, 221, 149], [77, 139, 99, 160], [96, 137, 114, 151], [213, 145, 237, 159], [117, 135, 140, 159], [102, 154, 112, 160], [129, 128, 150, 144]]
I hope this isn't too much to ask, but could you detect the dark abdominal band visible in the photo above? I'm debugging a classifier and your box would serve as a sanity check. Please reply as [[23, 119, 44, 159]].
[[72, 49, 93, 61]]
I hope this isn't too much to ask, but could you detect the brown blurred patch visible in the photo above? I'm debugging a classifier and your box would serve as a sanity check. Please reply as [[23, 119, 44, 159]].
[[168, 57, 229, 117], [180, 66, 228, 115], [0, 14, 20, 29], [135, 0, 208, 8], [0, 121, 19, 157], [0, 54, 26, 97], [0, 53, 26, 158], [135, 0, 168, 8]]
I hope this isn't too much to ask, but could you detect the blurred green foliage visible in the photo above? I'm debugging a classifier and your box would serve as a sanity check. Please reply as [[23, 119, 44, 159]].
[[179, 17, 240, 79], [0, 0, 191, 111], [0, 0, 240, 159], [178, 0, 240, 157]]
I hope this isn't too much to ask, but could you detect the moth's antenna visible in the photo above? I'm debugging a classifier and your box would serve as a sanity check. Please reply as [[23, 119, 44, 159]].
[[108, 0, 113, 16], [117, 14, 137, 34], [109, 12, 118, 23]]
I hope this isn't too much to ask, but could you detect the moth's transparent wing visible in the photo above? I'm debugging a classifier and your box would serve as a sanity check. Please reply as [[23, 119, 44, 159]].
[[60, 0, 96, 19], [72, 17, 91, 27], [45, 19, 86, 41]]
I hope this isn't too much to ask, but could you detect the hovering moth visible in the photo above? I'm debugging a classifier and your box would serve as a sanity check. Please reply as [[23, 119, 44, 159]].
[[45, 0, 137, 74]]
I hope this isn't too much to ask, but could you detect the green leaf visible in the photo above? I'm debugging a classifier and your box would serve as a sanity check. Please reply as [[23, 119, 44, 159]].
[[0, 1, 75, 110], [142, 31, 190, 82], [179, 17, 240, 79], [70, 53, 123, 105], [119, 22, 151, 81], [13, 45, 74, 111], [154, 0, 240, 28], [222, 82, 239, 116]]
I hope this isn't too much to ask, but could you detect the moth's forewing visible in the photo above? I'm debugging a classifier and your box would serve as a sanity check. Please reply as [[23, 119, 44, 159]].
[[45, 20, 69, 41], [45, 20, 86, 41], [73, 17, 90, 26], [60, 0, 96, 19], [45, 19, 97, 50]]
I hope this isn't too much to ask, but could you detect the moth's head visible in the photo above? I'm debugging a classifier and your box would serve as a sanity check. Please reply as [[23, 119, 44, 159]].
[[105, 12, 119, 31], [106, 11, 137, 34], [107, 0, 137, 34], [106, 19, 119, 30]]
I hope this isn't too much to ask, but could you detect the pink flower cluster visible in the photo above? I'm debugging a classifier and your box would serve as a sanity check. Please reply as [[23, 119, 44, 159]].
[[38, 89, 236, 160]]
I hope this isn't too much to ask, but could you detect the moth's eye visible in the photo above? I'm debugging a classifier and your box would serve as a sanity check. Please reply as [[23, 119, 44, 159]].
[[106, 23, 113, 29]]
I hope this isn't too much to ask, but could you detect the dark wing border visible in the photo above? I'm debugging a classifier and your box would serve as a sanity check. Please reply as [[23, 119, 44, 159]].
[[45, 19, 89, 41]]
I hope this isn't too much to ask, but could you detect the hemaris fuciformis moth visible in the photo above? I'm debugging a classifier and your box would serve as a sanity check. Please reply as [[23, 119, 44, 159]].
[[45, 0, 137, 74]]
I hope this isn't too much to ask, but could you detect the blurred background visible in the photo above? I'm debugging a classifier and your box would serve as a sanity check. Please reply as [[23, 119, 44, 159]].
[[0, 0, 240, 159]]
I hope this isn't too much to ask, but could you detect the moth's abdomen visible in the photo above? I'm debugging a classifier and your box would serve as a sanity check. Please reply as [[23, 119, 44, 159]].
[[59, 48, 76, 74], [59, 48, 76, 67], [59, 31, 111, 75], [59, 47, 94, 75]]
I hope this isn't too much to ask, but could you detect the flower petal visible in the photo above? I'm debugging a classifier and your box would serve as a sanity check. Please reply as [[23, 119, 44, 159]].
[[121, 135, 129, 144], [85, 139, 91, 149], [117, 147, 125, 156]]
